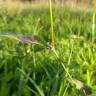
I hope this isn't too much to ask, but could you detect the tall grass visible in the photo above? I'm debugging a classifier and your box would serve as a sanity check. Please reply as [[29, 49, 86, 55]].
[[49, 0, 54, 48], [0, 3, 96, 96]]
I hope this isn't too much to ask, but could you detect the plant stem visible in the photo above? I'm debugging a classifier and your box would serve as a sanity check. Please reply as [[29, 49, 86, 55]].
[[49, 0, 54, 47], [92, 12, 95, 43], [52, 48, 73, 82], [63, 82, 69, 96]]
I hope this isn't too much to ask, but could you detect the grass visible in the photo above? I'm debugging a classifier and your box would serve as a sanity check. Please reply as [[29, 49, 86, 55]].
[[0, 2, 96, 96]]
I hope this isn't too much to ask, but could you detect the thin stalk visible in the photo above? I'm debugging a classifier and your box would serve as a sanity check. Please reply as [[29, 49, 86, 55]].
[[49, 0, 54, 47], [52, 40, 74, 82], [63, 82, 69, 96], [52, 48, 73, 82], [28, 86, 38, 96], [67, 46, 73, 65], [92, 12, 95, 43]]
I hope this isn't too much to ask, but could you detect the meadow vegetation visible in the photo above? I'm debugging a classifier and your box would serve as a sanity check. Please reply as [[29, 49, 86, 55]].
[[0, 1, 96, 96]]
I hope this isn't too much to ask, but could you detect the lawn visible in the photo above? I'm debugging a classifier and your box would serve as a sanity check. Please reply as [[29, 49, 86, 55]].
[[0, 2, 96, 96]]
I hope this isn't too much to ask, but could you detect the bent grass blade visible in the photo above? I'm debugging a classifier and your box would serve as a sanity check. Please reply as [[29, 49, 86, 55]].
[[17, 68, 45, 96]]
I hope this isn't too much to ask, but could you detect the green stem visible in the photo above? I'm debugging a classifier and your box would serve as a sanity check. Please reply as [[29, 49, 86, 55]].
[[92, 12, 95, 43], [52, 48, 73, 82], [49, 0, 54, 47]]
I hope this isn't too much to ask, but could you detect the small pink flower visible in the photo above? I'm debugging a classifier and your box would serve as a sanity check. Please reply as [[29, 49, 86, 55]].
[[47, 43, 53, 49]]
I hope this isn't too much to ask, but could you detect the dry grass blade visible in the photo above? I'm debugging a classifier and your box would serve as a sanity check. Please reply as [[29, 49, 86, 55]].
[[17, 35, 39, 43], [0, 34, 39, 43]]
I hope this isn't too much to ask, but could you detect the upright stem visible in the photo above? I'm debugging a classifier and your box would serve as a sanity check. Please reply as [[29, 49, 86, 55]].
[[49, 0, 54, 47], [92, 12, 95, 43]]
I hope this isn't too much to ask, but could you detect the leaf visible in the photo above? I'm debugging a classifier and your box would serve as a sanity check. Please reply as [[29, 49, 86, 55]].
[[0, 34, 39, 43], [17, 35, 39, 43]]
